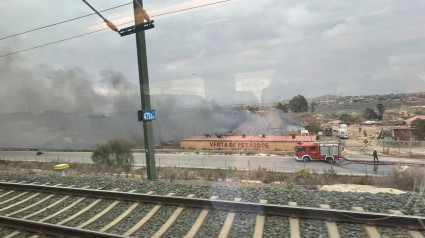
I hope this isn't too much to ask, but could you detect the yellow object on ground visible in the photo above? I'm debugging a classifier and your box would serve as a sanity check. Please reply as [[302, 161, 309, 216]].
[[54, 164, 69, 170]]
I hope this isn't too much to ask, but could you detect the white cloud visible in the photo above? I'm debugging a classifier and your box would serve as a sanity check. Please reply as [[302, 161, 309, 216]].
[[390, 53, 425, 71], [283, 4, 316, 27], [235, 70, 275, 103], [321, 17, 369, 48], [151, 77, 206, 98]]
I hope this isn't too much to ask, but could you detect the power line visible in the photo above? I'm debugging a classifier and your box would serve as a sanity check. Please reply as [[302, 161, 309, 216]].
[[0, 28, 109, 58], [0, 0, 233, 58], [0, 2, 132, 41], [153, 0, 231, 17]]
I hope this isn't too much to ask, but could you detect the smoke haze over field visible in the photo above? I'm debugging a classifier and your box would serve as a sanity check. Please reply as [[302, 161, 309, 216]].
[[1, 0, 425, 147], [0, 53, 259, 148]]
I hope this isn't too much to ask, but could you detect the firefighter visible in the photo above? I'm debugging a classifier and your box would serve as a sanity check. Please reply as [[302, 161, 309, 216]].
[[373, 148, 379, 163]]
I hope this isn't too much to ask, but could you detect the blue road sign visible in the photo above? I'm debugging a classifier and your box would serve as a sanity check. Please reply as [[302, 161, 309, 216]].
[[142, 110, 155, 121]]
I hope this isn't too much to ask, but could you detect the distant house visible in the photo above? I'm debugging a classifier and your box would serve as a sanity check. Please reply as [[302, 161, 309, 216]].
[[405, 115, 425, 126], [390, 116, 425, 140], [392, 126, 413, 141]]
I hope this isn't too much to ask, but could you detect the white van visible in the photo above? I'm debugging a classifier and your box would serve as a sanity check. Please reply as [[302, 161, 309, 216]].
[[337, 128, 348, 139], [300, 129, 309, 135]]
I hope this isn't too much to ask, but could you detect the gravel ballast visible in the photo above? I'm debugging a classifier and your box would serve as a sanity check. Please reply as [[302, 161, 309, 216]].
[[0, 171, 423, 237]]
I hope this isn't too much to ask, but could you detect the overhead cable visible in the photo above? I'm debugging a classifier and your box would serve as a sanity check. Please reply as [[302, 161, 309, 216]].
[[0, 0, 233, 58], [0, 2, 132, 41], [81, 0, 118, 32]]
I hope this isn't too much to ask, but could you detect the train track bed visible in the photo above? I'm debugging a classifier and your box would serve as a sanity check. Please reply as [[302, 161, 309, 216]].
[[1, 172, 423, 216], [0, 171, 423, 237]]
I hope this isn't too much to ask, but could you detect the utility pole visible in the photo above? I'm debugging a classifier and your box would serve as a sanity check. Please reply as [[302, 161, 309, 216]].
[[133, 0, 157, 180], [82, 0, 156, 180]]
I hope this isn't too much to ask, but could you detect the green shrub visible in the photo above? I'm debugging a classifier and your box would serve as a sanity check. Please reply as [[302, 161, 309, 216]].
[[305, 122, 323, 134], [294, 168, 311, 179], [294, 168, 322, 190], [91, 137, 135, 173]]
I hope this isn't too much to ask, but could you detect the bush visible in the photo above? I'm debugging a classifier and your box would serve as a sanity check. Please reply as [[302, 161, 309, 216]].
[[91, 137, 135, 173], [363, 108, 379, 120], [294, 168, 311, 179], [305, 121, 323, 134], [338, 113, 361, 124], [411, 119, 425, 140], [160, 167, 178, 182], [276, 102, 289, 113], [294, 168, 322, 190]]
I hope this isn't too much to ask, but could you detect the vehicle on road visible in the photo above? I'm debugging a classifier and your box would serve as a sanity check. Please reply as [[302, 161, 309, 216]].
[[394, 121, 406, 126], [324, 127, 332, 136], [363, 120, 384, 125], [336, 128, 349, 139], [294, 142, 342, 163], [300, 129, 309, 135]]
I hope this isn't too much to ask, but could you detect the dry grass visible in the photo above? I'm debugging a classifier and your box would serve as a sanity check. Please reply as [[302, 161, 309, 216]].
[[376, 168, 425, 191], [1, 160, 424, 192]]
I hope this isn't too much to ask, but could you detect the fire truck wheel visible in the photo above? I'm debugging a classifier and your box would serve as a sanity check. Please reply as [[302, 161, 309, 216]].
[[302, 156, 311, 162], [325, 157, 334, 164]]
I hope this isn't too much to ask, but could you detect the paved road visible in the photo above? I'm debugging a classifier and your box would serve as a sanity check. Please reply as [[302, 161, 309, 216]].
[[0, 151, 406, 176]]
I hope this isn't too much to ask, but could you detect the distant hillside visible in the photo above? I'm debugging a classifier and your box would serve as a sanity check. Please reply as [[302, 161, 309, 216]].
[[280, 94, 342, 104], [308, 95, 343, 102]]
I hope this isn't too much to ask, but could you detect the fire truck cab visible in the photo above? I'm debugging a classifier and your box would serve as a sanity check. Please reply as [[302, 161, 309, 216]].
[[294, 142, 342, 163]]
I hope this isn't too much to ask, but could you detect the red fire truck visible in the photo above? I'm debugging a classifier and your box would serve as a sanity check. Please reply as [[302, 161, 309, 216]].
[[294, 142, 342, 163]]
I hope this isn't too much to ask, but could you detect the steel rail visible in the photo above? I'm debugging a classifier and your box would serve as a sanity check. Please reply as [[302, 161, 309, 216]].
[[0, 215, 126, 238], [0, 182, 423, 230]]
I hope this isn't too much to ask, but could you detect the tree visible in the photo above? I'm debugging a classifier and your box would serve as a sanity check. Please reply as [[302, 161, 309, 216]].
[[338, 113, 353, 124], [276, 102, 288, 113], [311, 103, 316, 113], [305, 121, 323, 134], [411, 119, 425, 140], [289, 95, 308, 113], [363, 108, 379, 120], [338, 113, 361, 124], [246, 105, 259, 112], [376, 103, 385, 120], [91, 137, 135, 173]]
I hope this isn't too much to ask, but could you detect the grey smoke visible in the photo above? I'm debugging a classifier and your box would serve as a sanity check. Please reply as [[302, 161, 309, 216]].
[[232, 110, 302, 136], [0, 54, 274, 148]]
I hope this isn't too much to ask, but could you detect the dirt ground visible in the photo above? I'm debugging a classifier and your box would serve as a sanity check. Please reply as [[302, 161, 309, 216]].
[[332, 124, 425, 158], [320, 184, 406, 194]]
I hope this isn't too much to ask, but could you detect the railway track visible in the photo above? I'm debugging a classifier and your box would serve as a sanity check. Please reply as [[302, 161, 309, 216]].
[[0, 181, 423, 237]]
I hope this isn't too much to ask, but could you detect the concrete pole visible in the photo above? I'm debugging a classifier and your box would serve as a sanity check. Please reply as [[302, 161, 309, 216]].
[[134, 0, 157, 180]]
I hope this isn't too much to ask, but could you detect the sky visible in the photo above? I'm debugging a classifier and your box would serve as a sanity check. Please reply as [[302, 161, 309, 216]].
[[0, 0, 425, 147]]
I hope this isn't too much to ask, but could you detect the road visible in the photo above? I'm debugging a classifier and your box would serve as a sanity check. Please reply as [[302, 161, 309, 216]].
[[0, 150, 407, 176]]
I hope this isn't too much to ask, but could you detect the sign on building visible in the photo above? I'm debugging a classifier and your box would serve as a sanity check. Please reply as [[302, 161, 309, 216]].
[[380, 140, 424, 148]]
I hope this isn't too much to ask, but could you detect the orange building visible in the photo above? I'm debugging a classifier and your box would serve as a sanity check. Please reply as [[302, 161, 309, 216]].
[[181, 135, 316, 151]]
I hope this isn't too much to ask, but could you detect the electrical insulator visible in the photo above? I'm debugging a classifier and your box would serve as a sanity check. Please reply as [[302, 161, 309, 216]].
[[141, 9, 151, 22], [105, 20, 118, 32]]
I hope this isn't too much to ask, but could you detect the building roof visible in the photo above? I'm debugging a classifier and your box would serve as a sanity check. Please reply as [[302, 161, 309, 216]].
[[392, 126, 413, 130], [405, 115, 425, 125], [182, 135, 316, 142]]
